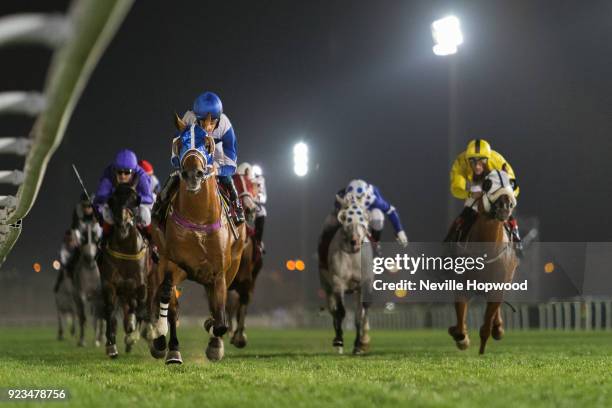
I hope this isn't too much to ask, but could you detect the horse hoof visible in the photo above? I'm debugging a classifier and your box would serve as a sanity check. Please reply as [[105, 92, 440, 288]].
[[335, 346, 344, 355], [231, 332, 247, 349], [448, 326, 470, 350], [149, 336, 167, 359], [77, 339, 86, 347], [205, 337, 225, 362], [492, 325, 504, 340], [106, 344, 119, 359], [165, 350, 183, 365], [94, 340, 101, 348]]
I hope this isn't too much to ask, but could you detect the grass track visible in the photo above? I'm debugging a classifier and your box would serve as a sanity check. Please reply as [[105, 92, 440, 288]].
[[0, 327, 611, 407]]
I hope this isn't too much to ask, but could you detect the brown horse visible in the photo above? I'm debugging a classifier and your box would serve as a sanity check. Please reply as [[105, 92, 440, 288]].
[[226, 172, 263, 348], [149, 123, 246, 364], [99, 183, 150, 358], [448, 170, 519, 354]]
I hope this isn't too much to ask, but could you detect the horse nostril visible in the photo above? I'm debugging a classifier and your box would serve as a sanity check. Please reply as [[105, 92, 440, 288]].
[[196, 170, 204, 178], [350, 239, 357, 246]]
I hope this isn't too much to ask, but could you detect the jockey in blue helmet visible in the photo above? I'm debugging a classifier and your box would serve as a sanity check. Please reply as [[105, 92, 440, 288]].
[[153, 91, 245, 225], [93, 149, 154, 237]]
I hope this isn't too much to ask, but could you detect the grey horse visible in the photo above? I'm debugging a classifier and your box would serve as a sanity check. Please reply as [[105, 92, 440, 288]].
[[72, 222, 105, 347], [55, 270, 76, 341], [319, 203, 373, 355]]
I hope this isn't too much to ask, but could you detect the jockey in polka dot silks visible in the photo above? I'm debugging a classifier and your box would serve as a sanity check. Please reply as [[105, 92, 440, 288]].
[[444, 138, 522, 254], [318, 179, 408, 271], [152, 91, 245, 226]]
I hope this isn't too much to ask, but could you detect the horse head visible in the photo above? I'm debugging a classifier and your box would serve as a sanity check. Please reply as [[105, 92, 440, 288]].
[[337, 203, 370, 253], [175, 124, 216, 193], [108, 183, 141, 239], [78, 223, 99, 268], [481, 170, 517, 222]]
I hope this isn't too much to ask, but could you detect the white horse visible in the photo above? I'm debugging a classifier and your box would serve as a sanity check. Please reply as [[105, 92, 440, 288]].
[[319, 202, 373, 355]]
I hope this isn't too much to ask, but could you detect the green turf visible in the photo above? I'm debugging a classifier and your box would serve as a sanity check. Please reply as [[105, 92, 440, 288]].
[[0, 326, 611, 407]]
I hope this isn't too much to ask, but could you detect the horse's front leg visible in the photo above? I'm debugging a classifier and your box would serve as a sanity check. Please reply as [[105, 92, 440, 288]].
[[449, 298, 470, 350], [353, 293, 371, 355], [326, 291, 346, 354], [165, 288, 183, 364], [204, 276, 228, 362], [101, 281, 118, 358], [73, 293, 87, 347], [492, 307, 504, 340], [123, 299, 139, 353], [231, 288, 250, 349]]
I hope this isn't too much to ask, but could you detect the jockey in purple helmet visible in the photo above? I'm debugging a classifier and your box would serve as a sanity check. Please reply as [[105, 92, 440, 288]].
[[153, 91, 245, 225], [94, 149, 154, 235]]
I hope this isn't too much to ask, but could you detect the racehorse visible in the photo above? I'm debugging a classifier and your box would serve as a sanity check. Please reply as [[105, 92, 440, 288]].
[[226, 172, 263, 348], [99, 183, 150, 358], [319, 202, 373, 355], [71, 222, 105, 347], [149, 123, 246, 364], [448, 170, 519, 354]]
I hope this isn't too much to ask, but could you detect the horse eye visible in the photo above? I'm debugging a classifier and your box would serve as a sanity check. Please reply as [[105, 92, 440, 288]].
[[181, 170, 188, 179], [196, 170, 204, 178]]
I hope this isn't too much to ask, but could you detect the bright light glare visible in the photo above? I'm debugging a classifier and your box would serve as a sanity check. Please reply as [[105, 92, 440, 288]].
[[432, 15, 463, 56], [252, 164, 263, 177], [293, 142, 309, 177]]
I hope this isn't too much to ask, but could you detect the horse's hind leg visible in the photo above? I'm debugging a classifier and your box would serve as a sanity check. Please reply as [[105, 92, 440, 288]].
[[449, 300, 470, 350], [492, 307, 504, 340], [204, 277, 229, 362], [231, 285, 251, 349], [57, 311, 64, 341], [479, 301, 501, 355], [74, 295, 86, 347]]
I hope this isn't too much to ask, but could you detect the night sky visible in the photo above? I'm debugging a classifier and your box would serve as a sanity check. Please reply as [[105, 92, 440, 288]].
[[2, 0, 612, 278]]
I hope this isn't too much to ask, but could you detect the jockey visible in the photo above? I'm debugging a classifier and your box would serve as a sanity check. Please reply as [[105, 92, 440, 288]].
[[93, 149, 154, 237], [252, 164, 267, 252], [153, 91, 245, 225], [318, 179, 408, 270], [54, 229, 77, 293], [138, 159, 160, 200], [444, 138, 521, 248]]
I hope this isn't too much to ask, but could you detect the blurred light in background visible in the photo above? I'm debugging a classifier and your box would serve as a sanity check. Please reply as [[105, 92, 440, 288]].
[[293, 142, 309, 177], [33, 262, 41, 273], [544, 262, 555, 274], [295, 259, 305, 271], [395, 288, 408, 298], [431, 15, 463, 56], [286, 260, 296, 271], [52, 260, 61, 270]]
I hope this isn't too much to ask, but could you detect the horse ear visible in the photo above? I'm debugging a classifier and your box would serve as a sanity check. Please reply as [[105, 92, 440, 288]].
[[205, 136, 216, 155], [174, 112, 187, 131], [337, 209, 347, 224]]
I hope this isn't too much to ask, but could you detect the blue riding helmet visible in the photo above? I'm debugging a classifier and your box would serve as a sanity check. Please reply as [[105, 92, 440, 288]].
[[113, 149, 138, 171], [193, 91, 223, 120]]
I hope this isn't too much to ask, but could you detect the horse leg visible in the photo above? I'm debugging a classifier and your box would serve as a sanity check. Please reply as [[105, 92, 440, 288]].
[[479, 301, 501, 354], [492, 307, 504, 340], [327, 291, 345, 354], [123, 300, 138, 353], [204, 277, 228, 362], [102, 283, 118, 358], [74, 295, 86, 347], [165, 292, 183, 365], [150, 272, 172, 359], [353, 294, 370, 355], [449, 300, 470, 350], [226, 290, 237, 339], [231, 289, 250, 349], [57, 310, 64, 341]]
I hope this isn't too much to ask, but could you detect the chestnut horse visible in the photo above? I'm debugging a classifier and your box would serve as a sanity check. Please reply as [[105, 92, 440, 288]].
[[99, 183, 150, 358], [226, 172, 263, 348], [150, 123, 246, 364], [448, 170, 519, 354]]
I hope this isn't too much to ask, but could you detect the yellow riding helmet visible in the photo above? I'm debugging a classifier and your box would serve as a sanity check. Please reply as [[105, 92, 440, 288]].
[[465, 139, 492, 160]]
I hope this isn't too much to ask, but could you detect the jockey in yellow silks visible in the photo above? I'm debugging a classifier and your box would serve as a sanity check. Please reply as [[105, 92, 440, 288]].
[[445, 139, 522, 250]]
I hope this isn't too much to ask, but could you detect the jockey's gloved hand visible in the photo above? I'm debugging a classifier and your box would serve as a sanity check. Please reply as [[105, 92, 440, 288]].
[[101, 204, 114, 225], [136, 205, 152, 228], [396, 230, 408, 247]]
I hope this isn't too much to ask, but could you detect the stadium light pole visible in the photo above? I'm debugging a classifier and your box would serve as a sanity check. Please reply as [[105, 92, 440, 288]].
[[432, 15, 463, 224], [293, 141, 310, 306]]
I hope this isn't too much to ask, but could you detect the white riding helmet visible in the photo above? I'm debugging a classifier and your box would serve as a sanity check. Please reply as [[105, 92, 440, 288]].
[[345, 179, 372, 205], [237, 162, 253, 177], [252, 164, 263, 177]]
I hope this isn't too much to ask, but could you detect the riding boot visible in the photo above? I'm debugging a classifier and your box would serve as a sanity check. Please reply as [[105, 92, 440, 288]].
[[254, 215, 266, 254], [152, 172, 180, 226], [218, 176, 245, 225]]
